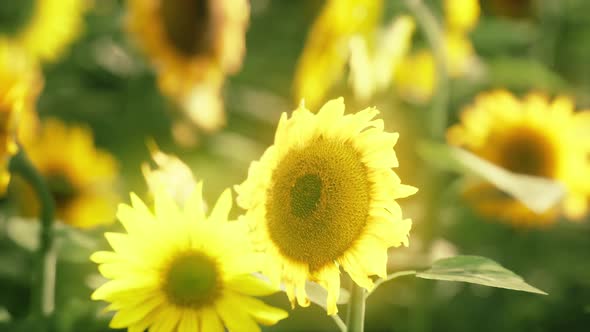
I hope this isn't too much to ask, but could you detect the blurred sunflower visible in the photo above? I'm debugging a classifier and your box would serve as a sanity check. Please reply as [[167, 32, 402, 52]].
[[0, 40, 42, 195], [293, 0, 384, 109], [236, 98, 417, 314], [92, 184, 288, 331], [141, 142, 199, 207], [127, 0, 249, 132], [486, 0, 533, 18], [396, 0, 481, 103], [0, 0, 88, 62], [17, 118, 119, 228], [447, 90, 590, 226]]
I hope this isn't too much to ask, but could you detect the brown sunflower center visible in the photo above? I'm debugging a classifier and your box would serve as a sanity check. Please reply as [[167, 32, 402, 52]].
[[0, 0, 35, 35], [46, 172, 78, 210], [162, 251, 219, 308], [488, 0, 532, 19], [266, 136, 371, 271], [494, 126, 556, 178], [159, 0, 214, 57]]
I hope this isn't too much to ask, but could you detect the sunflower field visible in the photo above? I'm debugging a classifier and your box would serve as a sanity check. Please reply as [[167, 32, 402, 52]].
[[1, 0, 589, 331]]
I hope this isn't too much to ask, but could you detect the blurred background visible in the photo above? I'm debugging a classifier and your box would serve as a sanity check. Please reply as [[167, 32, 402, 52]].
[[0, 0, 589, 331]]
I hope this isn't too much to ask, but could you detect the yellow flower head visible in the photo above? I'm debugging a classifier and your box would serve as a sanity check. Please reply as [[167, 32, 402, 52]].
[[293, 0, 383, 109], [126, 0, 249, 130], [0, 0, 88, 62], [447, 90, 590, 225], [396, 0, 480, 103], [348, 15, 416, 102], [395, 50, 436, 104], [236, 98, 417, 315], [91, 184, 288, 331], [142, 142, 199, 207], [0, 40, 41, 195], [19, 118, 119, 228], [445, 0, 481, 32]]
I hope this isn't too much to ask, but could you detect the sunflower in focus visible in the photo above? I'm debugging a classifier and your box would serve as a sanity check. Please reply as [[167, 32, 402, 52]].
[[293, 0, 383, 109], [127, 0, 249, 132], [0, 0, 88, 62], [447, 90, 590, 226], [17, 118, 119, 228], [92, 184, 288, 331], [235, 98, 417, 314], [0, 40, 41, 195]]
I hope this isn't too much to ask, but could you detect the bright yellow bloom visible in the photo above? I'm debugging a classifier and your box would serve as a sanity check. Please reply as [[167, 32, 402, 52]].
[[293, 0, 383, 109], [142, 143, 198, 207], [395, 50, 436, 104], [91, 184, 288, 332], [0, 0, 88, 62], [396, 0, 480, 103], [0, 40, 41, 195], [445, 0, 480, 31], [348, 15, 415, 102], [18, 118, 119, 228], [447, 90, 590, 225], [236, 98, 417, 315], [127, 0, 249, 131]]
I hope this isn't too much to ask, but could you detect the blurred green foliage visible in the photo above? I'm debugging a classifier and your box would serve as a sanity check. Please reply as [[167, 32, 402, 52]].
[[1, 0, 590, 331]]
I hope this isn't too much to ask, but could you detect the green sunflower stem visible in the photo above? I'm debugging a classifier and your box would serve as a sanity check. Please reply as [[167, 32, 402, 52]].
[[401, 1, 450, 331], [9, 149, 57, 318], [403, 0, 450, 140], [346, 284, 366, 332]]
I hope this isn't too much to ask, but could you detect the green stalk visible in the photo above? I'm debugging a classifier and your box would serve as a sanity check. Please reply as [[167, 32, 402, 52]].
[[9, 149, 56, 317], [402, 1, 451, 331], [346, 284, 366, 332], [404, 0, 450, 140]]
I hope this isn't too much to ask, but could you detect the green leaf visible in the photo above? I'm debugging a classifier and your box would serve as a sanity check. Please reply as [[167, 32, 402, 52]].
[[418, 142, 565, 214], [417, 141, 465, 172], [416, 256, 547, 295], [487, 57, 568, 92], [5, 217, 100, 262]]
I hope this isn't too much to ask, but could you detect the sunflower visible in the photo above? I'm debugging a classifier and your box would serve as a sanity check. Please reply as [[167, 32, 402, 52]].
[[445, 0, 481, 32], [91, 183, 288, 332], [235, 98, 417, 315], [293, 0, 383, 109], [0, 40, 41, 195], [0, 0, 88, 62], [126, 0, 249, 131], [447, 90, 590, 225], [17, 118, 119, 228], [486, 0, 533, 19], [396, 0, 480, 103]]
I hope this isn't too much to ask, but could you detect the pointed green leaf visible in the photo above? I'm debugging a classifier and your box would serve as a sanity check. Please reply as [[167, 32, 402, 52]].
[[452, 148, 565, 214], [416, 255, 547, 295], [418, 142, 565, 214]]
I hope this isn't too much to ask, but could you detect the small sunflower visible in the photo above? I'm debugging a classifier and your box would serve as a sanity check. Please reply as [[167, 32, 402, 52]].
[[91, 184, 288, 331], [18, 118, 119, 228], [126, 0, 249, 131], [445, 0, 481, 32], [0, 0, 88, 62], [487, 0, 533, 19], [235, 98, 417, 315], [293, 0, 383, 109], [447, 90, 590, 225], [396, 0, 480, 103], [0, 40, 41, 195]]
